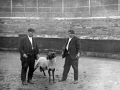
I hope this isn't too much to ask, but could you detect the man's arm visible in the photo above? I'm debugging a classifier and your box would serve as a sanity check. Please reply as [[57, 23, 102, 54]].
[[76, 37, 81, 52], [19, 37, 28, 58], [75, 37, 81, 58], [34, 38, 39, 59], [62, 38, 68, 58], [19, 38, 25, 55]]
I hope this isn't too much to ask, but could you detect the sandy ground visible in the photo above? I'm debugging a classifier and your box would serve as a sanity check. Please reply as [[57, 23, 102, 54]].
[[0, 51, 120, 90]]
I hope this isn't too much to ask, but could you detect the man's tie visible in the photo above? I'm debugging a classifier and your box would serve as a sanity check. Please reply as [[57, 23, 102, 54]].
[[31, 38, 34, 50], [66, 38, 71, 50]]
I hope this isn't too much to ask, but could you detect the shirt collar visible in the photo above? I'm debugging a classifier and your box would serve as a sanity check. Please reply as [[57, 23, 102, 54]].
[[69, 37, 72, 40], [28, 36, 32, 39]]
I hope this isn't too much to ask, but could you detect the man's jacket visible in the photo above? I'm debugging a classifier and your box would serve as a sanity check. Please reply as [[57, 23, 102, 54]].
[[19, 36, 39, 61], [62, 36, 81, 60]]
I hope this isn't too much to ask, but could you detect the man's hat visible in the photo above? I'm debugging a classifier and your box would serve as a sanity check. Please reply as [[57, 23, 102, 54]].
[[68, 30, 75, 34], [28, 28, 35, 32]]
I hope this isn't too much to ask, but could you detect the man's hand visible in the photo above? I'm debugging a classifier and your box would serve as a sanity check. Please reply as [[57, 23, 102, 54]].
[[61, 51, 64, 56], [76, 52, 81, 59], [61, 51, 65, 59], [23, 54, 28, 58], [36, 54, 39, 60]]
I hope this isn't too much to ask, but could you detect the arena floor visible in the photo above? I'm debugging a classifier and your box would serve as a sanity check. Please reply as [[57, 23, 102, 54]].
[[0, 51, 120, 90]]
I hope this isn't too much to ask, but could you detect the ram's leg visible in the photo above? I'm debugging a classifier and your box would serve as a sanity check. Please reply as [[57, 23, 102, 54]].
[[48, 69, 51, 82], [52, 69, 55, 82], [43, 70, 46, 76], [40, 67, 46, 76]]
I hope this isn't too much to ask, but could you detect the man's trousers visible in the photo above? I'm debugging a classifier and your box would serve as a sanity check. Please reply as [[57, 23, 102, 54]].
[[62, 55, 78, 80], [21, 55, 35, 82]]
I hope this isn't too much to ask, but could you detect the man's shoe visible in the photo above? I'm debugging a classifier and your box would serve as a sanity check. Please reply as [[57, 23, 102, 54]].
[[22, 81, 28, 85], [73, 80, 78, 84], [28, 80, 34, 84], [59, 78, 66, 82]]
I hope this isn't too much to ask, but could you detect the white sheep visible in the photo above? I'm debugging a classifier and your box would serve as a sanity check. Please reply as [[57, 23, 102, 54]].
[[34, 52, 56, 82]]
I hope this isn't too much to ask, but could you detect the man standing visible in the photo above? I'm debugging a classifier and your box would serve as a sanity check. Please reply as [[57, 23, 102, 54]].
[[19, 28, 39, 85], [60, 29, 81, 84]]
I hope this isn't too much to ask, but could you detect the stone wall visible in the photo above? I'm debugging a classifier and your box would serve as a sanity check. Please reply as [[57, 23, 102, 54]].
[[0, 18, 120, 39]]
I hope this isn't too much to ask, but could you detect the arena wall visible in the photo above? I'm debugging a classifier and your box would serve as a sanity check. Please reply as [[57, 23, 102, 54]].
[[1, 35, 120, 59]]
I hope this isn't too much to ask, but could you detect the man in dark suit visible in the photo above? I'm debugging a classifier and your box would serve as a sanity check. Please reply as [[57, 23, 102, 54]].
[[60, 29, 81, 84], [19, 28, 39, 85]]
